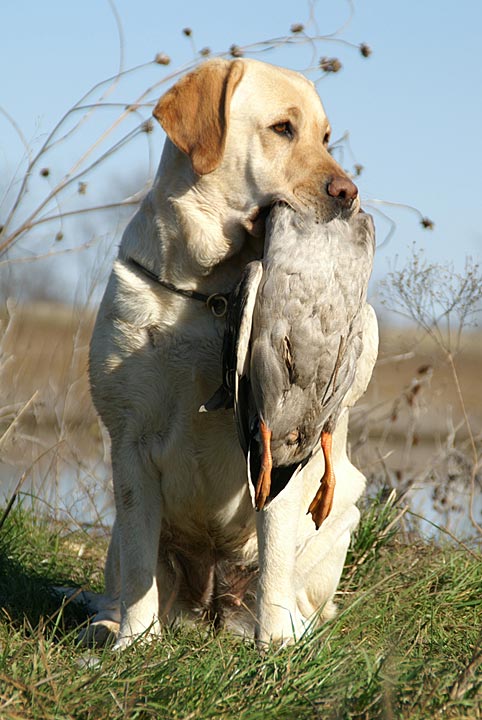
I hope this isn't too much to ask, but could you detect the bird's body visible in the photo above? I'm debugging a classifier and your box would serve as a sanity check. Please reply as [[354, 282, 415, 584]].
[[204, 204, 375, 527]]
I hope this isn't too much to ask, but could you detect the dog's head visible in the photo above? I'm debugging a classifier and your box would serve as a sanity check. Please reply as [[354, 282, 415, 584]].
[[153, 58, 359, 247]]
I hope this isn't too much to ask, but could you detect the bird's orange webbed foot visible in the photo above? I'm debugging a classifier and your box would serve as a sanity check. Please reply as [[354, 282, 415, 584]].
[[307, 431, 336, 530], [255, 421, 272, 511]]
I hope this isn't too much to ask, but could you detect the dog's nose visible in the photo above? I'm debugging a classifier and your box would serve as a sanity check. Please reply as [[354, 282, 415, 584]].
[[326, 176, 358, 205]]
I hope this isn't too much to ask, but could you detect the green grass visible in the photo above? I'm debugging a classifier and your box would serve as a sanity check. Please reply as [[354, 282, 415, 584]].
[[0, 500, 480, 720]]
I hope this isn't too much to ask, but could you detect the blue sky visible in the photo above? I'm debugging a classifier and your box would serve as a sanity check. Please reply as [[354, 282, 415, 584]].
[[1, 0, 481, 303]]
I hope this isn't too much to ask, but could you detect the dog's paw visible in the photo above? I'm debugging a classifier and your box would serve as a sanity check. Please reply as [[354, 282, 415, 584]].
[[255, 605, 308, 648], [78, 619, 120, 648], [111, 615, 162, 650]]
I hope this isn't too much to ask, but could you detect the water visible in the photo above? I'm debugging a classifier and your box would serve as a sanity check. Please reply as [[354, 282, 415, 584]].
[[1, 443, 480, 543], [0, 449, 114, 529]]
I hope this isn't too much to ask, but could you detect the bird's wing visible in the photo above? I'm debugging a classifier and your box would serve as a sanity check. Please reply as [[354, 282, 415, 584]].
[[231, 261, 263, 380], [200, 261, 262, 421], [230, 262, 263, 454]]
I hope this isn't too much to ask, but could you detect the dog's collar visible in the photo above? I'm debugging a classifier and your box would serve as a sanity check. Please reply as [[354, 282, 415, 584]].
[[126, 256, 230, 318]]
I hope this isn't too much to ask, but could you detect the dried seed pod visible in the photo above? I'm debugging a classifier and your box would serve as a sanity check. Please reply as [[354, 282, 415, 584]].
[[360, 43, 372, 58], [230, 44, 243, 58], [290, 23, 304, 33], [40, 167, 50, 177], [417, 364, 433, 375], [420, 217, 434, 229], [319, 57, 342, 73], [78, 182, 87, 195], [200, 47, 211, 56], [154, 53, 170, 65], [141, 119, 154, 134], [182, 27, 192, 37]]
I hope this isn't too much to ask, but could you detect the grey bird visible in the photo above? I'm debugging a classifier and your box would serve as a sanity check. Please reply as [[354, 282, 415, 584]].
[[203, 204, 375, 529]]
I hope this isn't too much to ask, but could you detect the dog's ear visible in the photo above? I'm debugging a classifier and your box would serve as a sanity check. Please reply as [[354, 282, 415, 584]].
[[153, 60, 245, 175]]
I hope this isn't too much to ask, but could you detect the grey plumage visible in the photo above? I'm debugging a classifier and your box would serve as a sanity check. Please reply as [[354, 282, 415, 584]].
[[204, 203, 375, 525]]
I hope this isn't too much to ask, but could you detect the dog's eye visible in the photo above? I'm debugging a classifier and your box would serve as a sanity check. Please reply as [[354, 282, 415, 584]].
[[271, 121, 294, 139], [323, 131, 331, 147]]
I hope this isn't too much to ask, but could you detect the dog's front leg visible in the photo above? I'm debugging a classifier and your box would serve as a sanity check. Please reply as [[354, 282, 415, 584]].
[[111, 447, 163, 649], [255, 470, 306, 646]]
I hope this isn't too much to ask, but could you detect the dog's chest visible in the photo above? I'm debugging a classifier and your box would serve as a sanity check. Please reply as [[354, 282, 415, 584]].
[[141, 316, 251, 500]]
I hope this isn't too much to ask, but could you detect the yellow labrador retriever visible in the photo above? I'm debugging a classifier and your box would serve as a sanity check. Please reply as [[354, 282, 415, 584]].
[[87, 58, 378, 648]]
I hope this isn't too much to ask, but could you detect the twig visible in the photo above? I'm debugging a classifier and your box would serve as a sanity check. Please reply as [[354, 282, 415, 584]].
[[0, 106, 32, 160], [376, 351, 415, 365], [368, 197, 430, 221], [0, 238, 103, 267]]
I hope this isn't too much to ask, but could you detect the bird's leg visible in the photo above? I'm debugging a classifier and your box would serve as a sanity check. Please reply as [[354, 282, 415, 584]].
[[255, 421, 273, 511], [307, 431, 335, 530]]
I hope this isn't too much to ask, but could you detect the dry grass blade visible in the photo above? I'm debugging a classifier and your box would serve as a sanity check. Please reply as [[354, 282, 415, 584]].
[[0, 392, 38, 451], [448, 632, 482, 701], [0, 442, 63, 531]]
